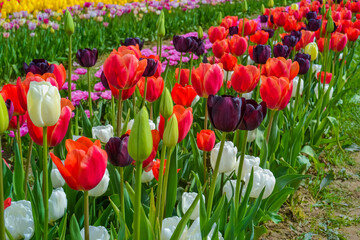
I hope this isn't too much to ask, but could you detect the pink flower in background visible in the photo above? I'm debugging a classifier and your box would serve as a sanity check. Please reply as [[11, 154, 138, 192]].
[[101, 90, 112, 100], [9, 122, 28, 138], [91, 92, 101, 101], [94, 82, 106, 91], [74, 68, 87, 75], [72, 74, 80, 81], [103, 22, 109, 27], [94, 69, 103, 78], [62, 82, 77, 90], [85, 110, 90, 118], [2, 32, 10, 38]]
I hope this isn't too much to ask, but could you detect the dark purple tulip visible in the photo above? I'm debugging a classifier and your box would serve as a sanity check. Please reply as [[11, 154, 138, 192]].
[[203, 55, 209, 63], [306, 11, 317, 21], [100, 71, 110, 90], [23, 59, 54, 75], [123, 37, 145, 50], [142, 58, 158, 77], [253, 45, 271, 64], [282, 35, 298, 48], [5, 99, 14, 121], [270, 15, 274, 24], [173, 35, 197, 53], [229, 26, 239, 36], [260, 15, 268, 23], [273, 44, 291, 58], [187, 36, 200, 52], [294, 53, 311, 75], [334, 0, 342, 3], [207, 95, 246, 132], [263, 29, 275, 38], [291, 30, 302, 43], [307, 19, 321, 31], [105, 135, 133, 167], [76, 48, 98, 68], [238, 100, 267, 131]]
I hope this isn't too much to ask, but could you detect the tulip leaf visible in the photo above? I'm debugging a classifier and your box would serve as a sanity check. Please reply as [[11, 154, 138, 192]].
[[5, 227, 15, 240], [70, 214, 82, 240], [273, 174, 311, 193], [202, 195, 225, 237], [13, 138, 24, 200], [79, 103, 92, 137], [224, 201, 236, 239], [264, 187, 294, 213], [3, 158, 13, 199], [93, 204, 113, 227], [165, 147, 178, 218], [27, 180, 43, 240], [237, 168, 254, 221], [59, 213, 67, 240], [120, 109, 131, 136], [189, 130, 204, 183]]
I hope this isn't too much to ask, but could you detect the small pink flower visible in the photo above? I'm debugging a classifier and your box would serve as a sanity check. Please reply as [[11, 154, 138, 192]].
[[85, 110, 91, 118], [8, 122, 28, 138], [71, 74, 80, 81], [91, 92, 100, 101], [2, 32, 10, 38], [61, 82, 77, 90], [103, 22, 109, 27], [100, 90, 112, 100], [74, 68, 87, 75], [94, 82, 106, 91], [94, 69, 102, 78]]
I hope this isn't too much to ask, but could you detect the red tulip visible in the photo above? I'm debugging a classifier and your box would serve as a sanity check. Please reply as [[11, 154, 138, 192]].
[[109, 84, 136, 100], [4, 198, 11, 210], [229, 35, 248, 56], [283, 15, 297, 32], [175, 68, 190, 86], [137, 76, 164, 102], [231, 65, 260, 94], [330, 32, 348, 52], [317, 72, 332, 84], [346, 27, 360, 42], [250, 30, 269, 45], [0, 84, 26, 115], [220, 53, 237, 71], [262, 57, 299, 81], [296, 30, 315, 51], [159, 105, 193, 143], [52, 64, 67, 89], [27, 99, 74, 147], [273, 11, 289, 27], [50, 137, 108, 191], [212, 39, 230, 59], [317, 38, 330, 53], [9, 115, 26, 130], [141, 129, 161, 170], [191, 63, 224, 98], [260, 76, 293, 111], [208, 26, 228, 43], [220, 16, 238, 29], [103, 49, 147, 90], [238, 18, 258, 36], [196, 129, 215, 152], [171, 83, 197, 107]]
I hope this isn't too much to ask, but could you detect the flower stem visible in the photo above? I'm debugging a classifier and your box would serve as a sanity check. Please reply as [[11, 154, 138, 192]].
[[111, 95, 115, 129], [241, 14, 245, 36], [155, 145, 167, 224], [134, 161, 143, 240], [67, 35, 73, 138], [0, 136, 5, 240], [87, 68, 93, 123], [24, 139, 33, 199], [177, 53, 183, 84], [142, 77, 148, 108], [43, 127, 48, 240], [235, 130, 248, 209], [132, 93, 136, 118], [84, 190, 90, 240], [17, 118, 23, 166], [305, 61, 313, 108], [266, 110, 275, 143], [117, 91, 123, 137], [160, 147, 174, 220], [293, 75, 302, 120], [159, 38, 162, 61], [75, 107, 79, 136], [189, 53, 194, 84], [203, 100, 208, 183], [207, 132, 227, 217], [118, 167, 126, 229]]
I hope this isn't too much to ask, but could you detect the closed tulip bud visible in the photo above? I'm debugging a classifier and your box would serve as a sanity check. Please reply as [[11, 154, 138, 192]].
[[163, 114, 179, 148], [0, 96, 9, 134], [290, 3, 298, 10], [243, 166, 275, 199], [326, 18, 334, 33], [238, 100, 267, 131], [304, 42, 318, 61], [326, 8, 332, 20], [64, 10, 74, 36], [198, 26, 203, 39], [261, 4, 265, 15], [294, 53, 311, 75], [159, 88, 173, 119], [157, 14, 165, 38], [253, 45, 271, 64], [282, 0, 287, 6], [80, 226, 110, 240], [128, 107, 153, 162], [217, 12, 223, 26], [48, 188, 67, 222], [105, 135, 133, 167], [268, 0, 274, 8], [242, 0, 248, 12], [27, 81, 61, 128]]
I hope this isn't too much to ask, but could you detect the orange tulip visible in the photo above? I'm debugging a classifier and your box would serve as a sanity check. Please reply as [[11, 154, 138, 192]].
[[262, 57, 299, 81], [260, 76, 293, 111], [229, 35, 248, 56], [283, 15, 297, 32], [171, 83, 197, 107], [208, 26, 228, 43], [50, 137, 108, 191], [197, 129, 216, 152], [191, 63, 224, 98], [137, 76, 164, 102], [250, 30, 269, 45], [231, 65, 260, 94], [220, 53, 237, 71], [212, 39, 230, 59], [220, 16, 238, 29], [238, 18, 258, 36]]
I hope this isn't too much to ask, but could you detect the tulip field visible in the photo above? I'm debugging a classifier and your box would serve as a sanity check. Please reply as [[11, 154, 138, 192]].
[[1, 0, 360, 239]]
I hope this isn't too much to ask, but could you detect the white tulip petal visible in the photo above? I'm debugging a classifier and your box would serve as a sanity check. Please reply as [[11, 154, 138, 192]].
[[5, 200, 34, 240], [80, 226, 110, 240], [48, 188, 67, 222], [89, 169, 110, 197]]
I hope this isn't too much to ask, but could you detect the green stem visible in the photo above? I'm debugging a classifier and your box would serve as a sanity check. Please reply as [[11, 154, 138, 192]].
[[0, 136, 5, 240], [132, 93, 136, 118], [24, 139, 33, 199], [17, 118, 23, 167], [118, 167, 126, 233], [189, 53, 194, 84], [159, 38, 162, 61], [305, 61, 313, 107], [255, 64, 262, 102], [150, 103, 153, 121], [142, 77, 148, 108], [234, 130, 248, 209], [68, 36, 72, 101], [155, 145, 167, 223], [117, 92, 123, 137], [206, 132, 227, 217], [134, 161, 143, 240], [84, 191, 89, 240], [293, 75, 302, 120], [75, 107, 79, 136], [177, 53, 183, 84], [87, 68, 93, 123], [43, 127, 48, 240], [241, 14, 245, 37], [160, 147, 174, 220], [111, 95, 115, 128], [225, 71, 229, 94], [203, 100, 208, 183], [266, 110, 275, 143]]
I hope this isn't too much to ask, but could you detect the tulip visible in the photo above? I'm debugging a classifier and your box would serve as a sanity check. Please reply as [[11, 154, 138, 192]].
[[27, 81, 61, 128], [238, 18, 258, 36], [4, 200, 34, 240], [142, 58, 158, 77], [105, 135, 133, 167], [197, 129, 216, 152], [100, 72, 110, 90], [231, 65, 260, 94], [260, 76, 293, 111], [142, 169, 155, 183], [159, 88, 173, 119], [186, 218, 223, 239], [223, 180, 237, 201], [220, 16, 238, 29], [0, 96, 9, 134], [175, 68, 190, 86], [5, 99, 14, 122], [76, 48, 98, 68], [242, 166, 276, 199], [161, 217, 187, 240], [210, 141, 238, 174], [296, 30, 315, 51], [220, 53, 237, 72], [273, 11, 288, 26], [229, 26, 239, 36], [208, 26, 228, 43], [346, 27, 360, 42], [291, 76, 304, 97], [198, 26, 204, 39], [181, 192, 205, 220], [0, 84, 24, 116], [88, 169, 110, 197], [159, 105, 193, 143], [294, 53, 311, 75], [191, 63, 224, 98], [123, 37, 144, 50], [307, 18, 321, 31], [80, 226, 110, 240], [306, 11, 317, 20], [305, 42, 319, 61], [264, 29, 275, 38], [262, 57, 299, 81], [64, 10, 74, 35], [52, 64, 66, 89], [51, 161, 65, 188], [163, 115, 179, 148], [23, 59, 54, 75], [250, 30, 269, 45], [253, 45, 271, 64], [234, 155, 260, 179], [260, 15, 268, 24], [92, 125, 114, 143], [282, 35, 298, 48], [212, 39, 230, 59], [157, 11, 166, 38], [330, 32, 348, 52], [238, 100, 267, 131], [314, 84, 334, 99], [171, 83, 197, 107], [137, 76, 164, 103], [273, 44, 291, 58], [317, 72, 332, 84], [127, 119, 156, 132], [172, 35, 197, 53], [48, 188, 67, 222]]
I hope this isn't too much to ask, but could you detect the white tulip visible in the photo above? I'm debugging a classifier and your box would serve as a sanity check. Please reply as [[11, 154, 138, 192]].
[[291, 76, 304, 98], [72, 135, 82, 141], [5, 200, 34, 240], [92, 125, 114, 143], [234, 155, 260, 180], [242, 91, 253, 100], [312, 64, 322, 75], [223, 180, 237, 201], [89, 169, 110, 197], [243, 166, 276, 199], [181, 192, 205, 220], [48, 188, 67, 222], [247, 56, 255, 65], [246, 129, 257, 142], [161, 216, 187, 240], [142, 169, 154, 183], [185, 217, 223, 240], [191, 95, 200, 107], [51, 160, 65, 188], [314, 84, 333, 99], [27, 81, 61, 127], [223, 70, 233, 81], [126, 119, 156, 131], [210, 141, 237, 174], [80, 226, 110, 240]]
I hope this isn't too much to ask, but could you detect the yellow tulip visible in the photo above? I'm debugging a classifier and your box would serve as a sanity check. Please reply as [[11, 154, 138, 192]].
[[305, 42, 319, 61]]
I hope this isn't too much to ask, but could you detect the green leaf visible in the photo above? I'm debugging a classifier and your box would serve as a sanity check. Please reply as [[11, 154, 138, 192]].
[[165, 147, 178, 218], [13, 138, 24, 200], [202, 195, 225, 237], [254, 225, 268, 240], [80, 103, 92, 137], [318, 170, 334, 193], [273, 174, 311, 193], [70, 214, 83, 240], [59, 213, 68, 240]]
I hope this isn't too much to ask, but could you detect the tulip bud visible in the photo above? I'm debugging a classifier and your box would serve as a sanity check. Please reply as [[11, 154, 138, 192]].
[[159, 88, 173, 119], [304, 42, 318, 61], [0, 96, 9, 134], [343, 46, 348, 56], [242, 0, 248, 13], [320, 4, 326, 15], [163, 114, 179, 148], [326, 17, 334, 33], [64, 10, 74, 36], [282, 0, 287, 6], [268, 0, 274, 8], [157, 11, 165, 38], [290, 3, 298, 10], [128, 107, 153, 162], [261, 4, 265, 15], [105, 135, 133, 167], [217, 12, 223, 26], [326, 7, 332, 20], [198, 26, 203, 39]]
